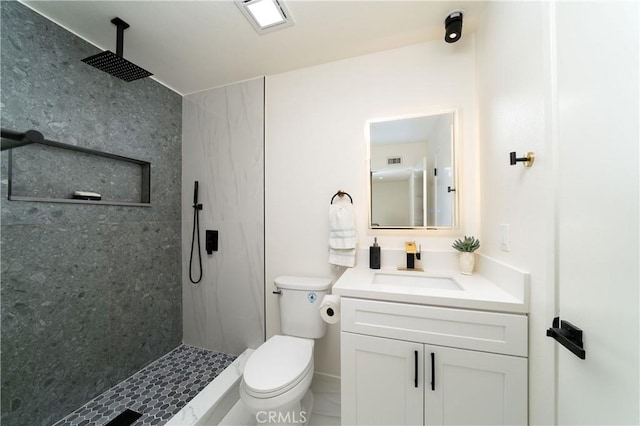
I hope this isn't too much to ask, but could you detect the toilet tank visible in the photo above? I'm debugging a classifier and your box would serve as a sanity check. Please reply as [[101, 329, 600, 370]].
[[275, 276, 332, 339]]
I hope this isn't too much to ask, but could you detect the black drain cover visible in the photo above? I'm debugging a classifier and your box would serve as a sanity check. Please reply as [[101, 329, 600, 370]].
[[105, 409, 143, 426]]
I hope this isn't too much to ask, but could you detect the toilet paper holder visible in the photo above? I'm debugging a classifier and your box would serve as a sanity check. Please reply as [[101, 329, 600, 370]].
[[320, 294, 341, 324]]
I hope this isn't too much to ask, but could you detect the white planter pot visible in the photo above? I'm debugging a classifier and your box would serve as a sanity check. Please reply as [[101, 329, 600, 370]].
[[459, 252, 475, 275]]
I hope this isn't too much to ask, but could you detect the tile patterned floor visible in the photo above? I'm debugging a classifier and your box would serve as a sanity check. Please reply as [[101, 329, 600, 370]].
[[218, 377, 341, 426], [53, 345, 236, 426], [308, 380, 341, 426]]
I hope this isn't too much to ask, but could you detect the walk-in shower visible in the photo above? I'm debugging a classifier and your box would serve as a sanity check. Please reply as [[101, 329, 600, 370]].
[[1, 3, 182, 425]]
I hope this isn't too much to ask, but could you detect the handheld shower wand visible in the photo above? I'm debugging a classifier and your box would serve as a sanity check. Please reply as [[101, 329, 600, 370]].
[[189, 181, 203, 284], [193, 181, 201, 208]]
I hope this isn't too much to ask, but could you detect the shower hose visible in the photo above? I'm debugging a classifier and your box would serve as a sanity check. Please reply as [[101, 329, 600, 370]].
[[189, 187, 203, 284]]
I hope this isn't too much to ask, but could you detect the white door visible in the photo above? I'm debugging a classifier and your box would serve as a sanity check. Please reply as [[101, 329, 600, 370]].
[[421, 156, 427, 227], [554, 1, 639, 424], [424, 345, 527, 426], [434, 142, 453, 227], [341, 332, 423, 425]]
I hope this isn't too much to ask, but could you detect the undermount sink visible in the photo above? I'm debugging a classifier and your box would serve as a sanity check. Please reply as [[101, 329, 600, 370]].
[[372, 271, 464, 291]]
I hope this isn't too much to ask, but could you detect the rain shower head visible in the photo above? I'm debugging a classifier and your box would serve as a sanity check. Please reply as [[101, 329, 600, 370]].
[[81, 17, 152, 82]]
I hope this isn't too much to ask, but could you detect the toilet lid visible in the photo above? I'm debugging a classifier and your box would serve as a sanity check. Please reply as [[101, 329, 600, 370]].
[[243, 335, 313, 394]]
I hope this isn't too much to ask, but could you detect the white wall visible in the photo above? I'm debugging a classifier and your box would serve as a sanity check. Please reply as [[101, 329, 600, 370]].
[[266, 39, 478, 375], [182, 78, 265, 355], [475, 2, 556, 424]]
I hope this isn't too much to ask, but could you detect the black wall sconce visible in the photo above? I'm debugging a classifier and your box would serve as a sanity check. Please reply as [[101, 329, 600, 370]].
[[445, 11, 463, 43]]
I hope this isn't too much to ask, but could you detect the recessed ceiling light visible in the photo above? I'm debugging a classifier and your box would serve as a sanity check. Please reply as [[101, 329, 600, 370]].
[[247, 0, 284, 27], [236, 0, 294, 34]]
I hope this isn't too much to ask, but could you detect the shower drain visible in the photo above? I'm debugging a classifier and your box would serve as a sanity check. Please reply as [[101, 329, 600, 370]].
[[105, 409, 142, 426]]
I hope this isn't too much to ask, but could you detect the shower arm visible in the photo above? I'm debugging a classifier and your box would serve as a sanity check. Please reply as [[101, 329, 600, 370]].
[[111, 17, 130, 58], [0, 128, 44, 151]]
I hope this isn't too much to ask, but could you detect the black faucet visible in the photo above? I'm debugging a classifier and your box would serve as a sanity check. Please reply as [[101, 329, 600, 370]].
[[405, 242, 421, 269]]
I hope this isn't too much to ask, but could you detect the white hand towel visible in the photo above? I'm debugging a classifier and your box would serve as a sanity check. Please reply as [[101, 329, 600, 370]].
[[329, 203, 357, 249], [329, 248, 356, 267], [329, 202, 357, 267]]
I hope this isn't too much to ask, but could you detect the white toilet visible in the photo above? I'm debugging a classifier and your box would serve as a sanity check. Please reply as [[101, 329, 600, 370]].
[[240, 276, 332, 425]]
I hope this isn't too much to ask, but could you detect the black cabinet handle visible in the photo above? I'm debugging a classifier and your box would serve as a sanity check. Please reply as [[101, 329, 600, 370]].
[[430, 352, 435, 391], [414, 350, 418, 388]]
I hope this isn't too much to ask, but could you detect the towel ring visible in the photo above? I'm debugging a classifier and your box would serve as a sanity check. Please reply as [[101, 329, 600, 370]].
[[331, 190, 353, 204]]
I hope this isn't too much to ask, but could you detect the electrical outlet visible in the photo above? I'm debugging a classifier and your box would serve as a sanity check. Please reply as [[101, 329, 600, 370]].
[[500, 224, 511, 252]]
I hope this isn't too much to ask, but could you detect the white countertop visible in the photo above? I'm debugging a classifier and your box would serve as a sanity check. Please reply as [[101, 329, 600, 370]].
[[332, 253, 529, 314]]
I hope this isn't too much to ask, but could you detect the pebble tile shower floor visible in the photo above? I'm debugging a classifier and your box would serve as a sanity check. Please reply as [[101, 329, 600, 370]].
[[53, 345, 236, 426]]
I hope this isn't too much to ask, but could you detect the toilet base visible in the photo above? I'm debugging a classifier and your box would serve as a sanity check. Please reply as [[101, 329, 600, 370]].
[[243, 389, 313, 426]]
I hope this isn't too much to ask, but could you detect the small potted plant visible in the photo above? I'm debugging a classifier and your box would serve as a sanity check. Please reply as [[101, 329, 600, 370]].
[[452, 236, 480, 275]]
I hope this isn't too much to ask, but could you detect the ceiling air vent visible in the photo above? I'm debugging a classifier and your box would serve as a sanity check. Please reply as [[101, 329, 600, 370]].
[[387, 157, 402, 165]]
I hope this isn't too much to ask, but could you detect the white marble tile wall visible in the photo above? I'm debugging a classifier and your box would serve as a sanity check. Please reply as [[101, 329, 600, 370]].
[[182, 78, 265, 355]]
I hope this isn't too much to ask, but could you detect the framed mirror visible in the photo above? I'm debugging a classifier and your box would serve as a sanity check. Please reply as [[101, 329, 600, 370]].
[[368, 111, 457, 229]]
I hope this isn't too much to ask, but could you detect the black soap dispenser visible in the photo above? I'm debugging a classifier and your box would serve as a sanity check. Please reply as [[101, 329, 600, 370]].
[[370, 237, 381, 269]]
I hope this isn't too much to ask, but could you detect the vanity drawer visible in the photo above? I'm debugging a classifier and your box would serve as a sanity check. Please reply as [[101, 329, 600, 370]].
[[341, 297, 527, 356]]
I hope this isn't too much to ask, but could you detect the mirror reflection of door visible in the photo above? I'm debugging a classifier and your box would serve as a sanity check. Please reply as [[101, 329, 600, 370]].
[[369, 112, 455, 229]]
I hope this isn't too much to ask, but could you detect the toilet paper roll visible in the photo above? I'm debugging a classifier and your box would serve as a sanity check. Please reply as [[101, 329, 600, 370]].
[[320, 294, 341, 324]]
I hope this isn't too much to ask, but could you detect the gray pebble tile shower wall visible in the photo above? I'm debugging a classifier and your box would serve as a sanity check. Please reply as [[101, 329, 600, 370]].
[[1, 1, 182, 425]]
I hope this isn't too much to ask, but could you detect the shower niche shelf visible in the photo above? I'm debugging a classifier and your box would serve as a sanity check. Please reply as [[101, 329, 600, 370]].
[[2, 128, 151, 207]]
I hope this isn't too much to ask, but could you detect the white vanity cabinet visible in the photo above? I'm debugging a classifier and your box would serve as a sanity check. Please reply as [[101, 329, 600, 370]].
[[340, 298, 528, 426]]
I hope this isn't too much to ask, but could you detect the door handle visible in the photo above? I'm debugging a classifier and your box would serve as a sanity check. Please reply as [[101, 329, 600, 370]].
[[430, 352, 435, 391], [414, 350, 418, 388], [546, 316, 586, 359]]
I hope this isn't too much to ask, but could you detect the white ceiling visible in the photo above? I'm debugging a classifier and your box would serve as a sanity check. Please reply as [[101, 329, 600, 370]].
[[22, 0, 486, 95], [371, 113, 452, 146]]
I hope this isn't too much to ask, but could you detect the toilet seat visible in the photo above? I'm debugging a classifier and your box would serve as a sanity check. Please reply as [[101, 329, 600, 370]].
[[243, 335, 314, 398]]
